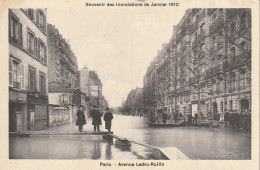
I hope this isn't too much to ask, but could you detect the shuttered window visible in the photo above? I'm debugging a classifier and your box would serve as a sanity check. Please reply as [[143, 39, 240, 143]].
[[39, 72, 46, 94], [9, 58, 13, 86], [9, 12, 23, 47], [27, 30, 35, 55], [20, 64, 25, 90], [9, 57, 24, 89], [29, 66, 36, 91]]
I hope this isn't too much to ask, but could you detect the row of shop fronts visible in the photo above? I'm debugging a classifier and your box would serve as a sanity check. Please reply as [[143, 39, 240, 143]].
[[9, 86, 88, 132], [148, 91, 251, 121], [9, 88, 48, 132]]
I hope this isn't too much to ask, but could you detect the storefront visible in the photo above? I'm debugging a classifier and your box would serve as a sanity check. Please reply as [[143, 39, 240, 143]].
[[27, 92, 49, 130], [9, 89, 27, 132]]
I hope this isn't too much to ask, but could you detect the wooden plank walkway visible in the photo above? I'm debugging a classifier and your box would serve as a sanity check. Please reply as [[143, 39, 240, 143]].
[[108, 134, 190, 160], [159, 147, 190, 160]]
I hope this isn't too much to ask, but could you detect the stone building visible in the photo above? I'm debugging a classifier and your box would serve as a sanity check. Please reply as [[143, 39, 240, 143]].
[[9, 8, 48, 132], [89, 71, 103, 109], [79, 64, 90, 96], [143, 8, 251, 121], [47, 23, 82, 126]]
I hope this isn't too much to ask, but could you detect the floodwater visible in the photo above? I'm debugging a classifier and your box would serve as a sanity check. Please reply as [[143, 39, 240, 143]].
[[9, 114, 251, 160]]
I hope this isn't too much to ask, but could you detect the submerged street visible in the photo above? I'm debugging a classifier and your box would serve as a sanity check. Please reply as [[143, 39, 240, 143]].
[[9, 114, 251, 160]]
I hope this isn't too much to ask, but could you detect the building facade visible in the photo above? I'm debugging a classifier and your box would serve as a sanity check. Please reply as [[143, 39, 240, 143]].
[[47, 23, 81, 125], [9, 8, 48, 132], [143, 8, 251, 121], [88, 71, 103, 109], [79, 64, 90, 96]]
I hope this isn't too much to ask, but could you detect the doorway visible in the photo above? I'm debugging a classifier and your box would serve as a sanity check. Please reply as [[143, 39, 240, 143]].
[[240, 99, 249, 112], [213, 102, 218, 120]]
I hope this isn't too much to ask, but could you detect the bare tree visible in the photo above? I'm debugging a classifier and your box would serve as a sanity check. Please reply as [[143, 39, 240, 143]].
[[183, 47, 212, 123]]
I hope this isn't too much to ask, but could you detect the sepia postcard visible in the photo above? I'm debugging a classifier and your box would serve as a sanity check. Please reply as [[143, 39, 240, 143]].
[[0, 0, 259, 169]]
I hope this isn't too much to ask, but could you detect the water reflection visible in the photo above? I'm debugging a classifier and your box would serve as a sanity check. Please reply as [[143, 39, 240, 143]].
[[105, 142, 112, 159]]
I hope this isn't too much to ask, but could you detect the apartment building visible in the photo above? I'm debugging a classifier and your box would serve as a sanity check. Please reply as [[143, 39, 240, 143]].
[[143, 8, 251, 120], [9, 8, 48, 132]]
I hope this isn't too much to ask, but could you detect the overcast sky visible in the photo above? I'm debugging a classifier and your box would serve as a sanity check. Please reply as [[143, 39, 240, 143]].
[[47, 7, 186, 107]]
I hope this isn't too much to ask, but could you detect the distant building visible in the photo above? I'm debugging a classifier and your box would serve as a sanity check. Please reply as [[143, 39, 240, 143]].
[[47, 23, 83, 126], [9, 8, 48, 132], [79, 64, 90, 96], [89, 71, 103, 109], [123, 87, 144, 116]]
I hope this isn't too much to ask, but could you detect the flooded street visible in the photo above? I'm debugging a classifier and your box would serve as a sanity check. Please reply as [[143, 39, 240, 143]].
[[9, 114, 251, 160]]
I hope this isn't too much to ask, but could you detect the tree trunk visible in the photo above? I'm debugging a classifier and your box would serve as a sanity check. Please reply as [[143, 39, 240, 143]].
[[197, 82, 202, 125]]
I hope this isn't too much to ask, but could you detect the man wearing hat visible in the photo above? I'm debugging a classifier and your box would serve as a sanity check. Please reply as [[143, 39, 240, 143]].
[[90, 105, 102, 131], [76, 105, 86, 132], [104, 107, 113, 132]]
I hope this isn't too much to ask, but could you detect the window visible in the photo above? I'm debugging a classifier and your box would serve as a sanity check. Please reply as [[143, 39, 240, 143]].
[[39, 72, 46, 94], [27, 8, 34, 20], [240, 72, 246, 90], [36, 9, 46, 32], [9, 12, 23, 47], [29, 66, 36, 91], [229, 100, 233, 110], [9, 58, 24, 89], [220, 101, 223, 112], [27, 30, 35, 55], [229, 75, 236, 92], [39, 39, 46, 63]]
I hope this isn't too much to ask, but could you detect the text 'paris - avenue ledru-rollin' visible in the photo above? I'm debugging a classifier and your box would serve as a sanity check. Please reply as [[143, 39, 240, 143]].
[[100, 162, 165, 167]]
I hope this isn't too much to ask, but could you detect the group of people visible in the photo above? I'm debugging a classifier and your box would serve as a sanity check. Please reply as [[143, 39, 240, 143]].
[[75, 105, 113, 132], [187, 112, 204, 125], [224, 109, 251, 131]]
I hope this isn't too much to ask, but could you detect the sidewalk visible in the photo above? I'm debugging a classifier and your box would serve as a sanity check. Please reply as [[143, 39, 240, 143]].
[[39, 118, 106, 133]]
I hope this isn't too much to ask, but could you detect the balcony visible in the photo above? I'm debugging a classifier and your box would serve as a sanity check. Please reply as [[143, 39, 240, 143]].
[[191, 10, 206, 33], [209, 15, 224, 33], [13, 82, 20, 89], [181, 25, 191, 35]]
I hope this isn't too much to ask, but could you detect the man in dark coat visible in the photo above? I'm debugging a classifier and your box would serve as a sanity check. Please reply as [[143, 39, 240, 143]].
[[104, 107, 113, 132], [174, 111, 178, 123], [162, 110, 167, 124], [91, 105, 102, 131], [76, 106, 86, 132], [194, 112, 198, 125], [224, 109, 229, 126]]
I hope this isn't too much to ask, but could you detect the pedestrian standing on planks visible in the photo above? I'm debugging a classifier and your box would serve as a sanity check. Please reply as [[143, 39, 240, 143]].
[[76, 105, 86, 132], [91, 105, 102, 131], [103, 107, 113, 132]]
